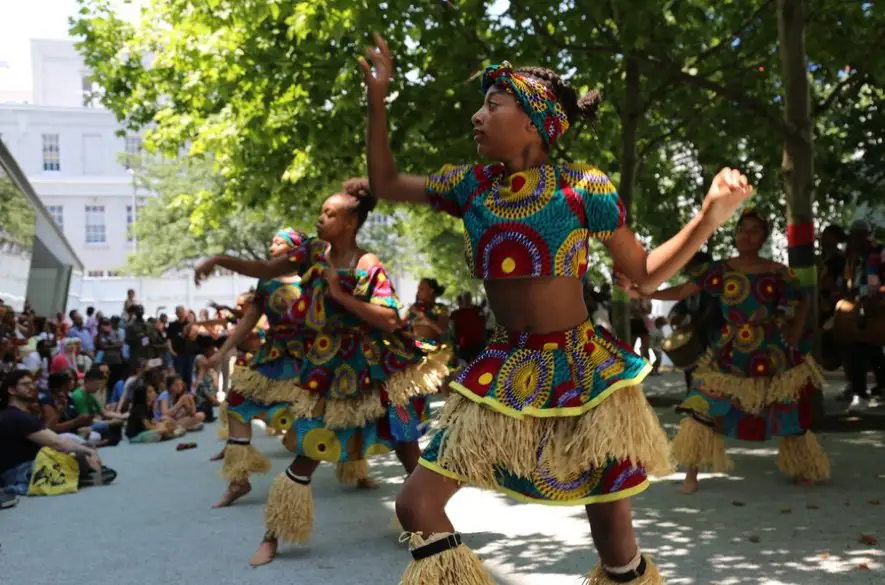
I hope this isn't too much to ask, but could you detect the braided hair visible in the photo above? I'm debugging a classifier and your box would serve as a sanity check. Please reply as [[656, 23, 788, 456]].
[[341, 178, 378, 229], [514, 66, 602, 126]]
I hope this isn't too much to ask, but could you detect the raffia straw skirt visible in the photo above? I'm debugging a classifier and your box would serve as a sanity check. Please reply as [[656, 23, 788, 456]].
[[419, 321, 673, 505]]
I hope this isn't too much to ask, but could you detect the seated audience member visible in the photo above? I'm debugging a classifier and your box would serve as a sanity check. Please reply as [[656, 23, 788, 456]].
[[1, 371, 113, 494], [39, 372, 98, 444], [51, 338, 85, 380], [69, 368, 128, 445], [125, 381, 182, 443], [193, 354, 220, 422], [109, 363, 140, 413], [156, 374, 205, 431]]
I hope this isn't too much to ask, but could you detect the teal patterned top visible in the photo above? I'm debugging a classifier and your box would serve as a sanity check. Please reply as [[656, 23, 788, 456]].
[[425, 162, 625, 280]]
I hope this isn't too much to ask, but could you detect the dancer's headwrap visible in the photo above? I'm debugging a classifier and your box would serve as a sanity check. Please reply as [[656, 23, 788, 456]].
[[275, 227, 301, 248], [480, 61, 570, 145]]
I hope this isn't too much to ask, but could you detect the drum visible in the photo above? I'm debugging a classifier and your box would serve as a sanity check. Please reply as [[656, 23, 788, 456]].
[[663, 326, 704, 370], [833, 298, 885, 346]]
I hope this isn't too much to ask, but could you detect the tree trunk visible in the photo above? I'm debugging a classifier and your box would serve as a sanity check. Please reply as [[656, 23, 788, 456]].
[[777, 0, 824, 422], [612, 56, 642, 343]]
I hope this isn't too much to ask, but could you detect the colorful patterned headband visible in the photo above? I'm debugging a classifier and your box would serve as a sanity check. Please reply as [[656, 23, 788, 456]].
[[274, 227, 300, 248], [480, 62, 570, 145]]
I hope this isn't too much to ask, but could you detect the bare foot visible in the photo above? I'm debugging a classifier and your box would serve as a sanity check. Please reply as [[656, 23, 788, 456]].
[[210, 449, 225, 462], [249, 538, 277, 567], [356, 477, 380, 490], [679, 468, 699, 494], [213, 481, 252, 508]]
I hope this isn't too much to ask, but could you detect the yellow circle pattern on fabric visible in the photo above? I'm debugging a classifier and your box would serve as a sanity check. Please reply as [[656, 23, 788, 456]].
[[302, 428, 342, 462], [268, 284, 300, 315], [331, 364, 358, 399], [554, 229, 590, 277], [361, 339, 381, 366], [532, 458, 605, 501], [486, 166, 556, 220], [680, 394, 710, 415], [733, 324, 764, 353], [270, 408, 293, 433], [498, 349, 555, 410], [722, 272, 751, 306], [308, 333, 341, 365], [365, 443, 390, 457]]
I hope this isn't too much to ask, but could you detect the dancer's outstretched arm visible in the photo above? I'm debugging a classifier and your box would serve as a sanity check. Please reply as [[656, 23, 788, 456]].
[[194, 255, 295, 285], [208, 303, 262, 369], [608, 168, 751, 294], [361, 34, 427, 204]]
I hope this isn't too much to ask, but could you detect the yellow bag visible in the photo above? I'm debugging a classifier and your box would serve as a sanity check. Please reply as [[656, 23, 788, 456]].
[[27, 447, 80, 496]]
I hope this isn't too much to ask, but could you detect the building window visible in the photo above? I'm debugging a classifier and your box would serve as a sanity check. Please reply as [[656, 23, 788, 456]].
[[85, 205, 106, 244], [123, 136, 142, 169], [81, 75, 99, 108], [106, 270, 122, 278], [126, 198, 146, 242], [87, 270, 105, 278], [46, 205, 64, 230], [42, 134, 60, 171]]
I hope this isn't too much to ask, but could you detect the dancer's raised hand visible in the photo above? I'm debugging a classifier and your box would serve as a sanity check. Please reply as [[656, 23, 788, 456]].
[[359, 33, 393, 106], [194, 258, 217, 287], [702, 168, 752, 227]]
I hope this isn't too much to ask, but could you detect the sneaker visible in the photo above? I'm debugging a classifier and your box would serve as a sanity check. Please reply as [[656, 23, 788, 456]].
[[847, 396, 869, 412], [0, 492, 18, 509]]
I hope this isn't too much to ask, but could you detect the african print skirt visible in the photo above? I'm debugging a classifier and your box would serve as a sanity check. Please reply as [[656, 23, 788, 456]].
[[418, 321, 673, 505], [226, 362, 299, 433], [283, 396, 431, 463], [676, 347, 824, 442]]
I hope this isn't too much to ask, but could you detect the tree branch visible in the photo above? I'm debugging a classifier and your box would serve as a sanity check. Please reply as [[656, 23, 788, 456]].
[[638, 103, 710, 161], [813, 70, 867, 118], [689, 0, 776, 66]]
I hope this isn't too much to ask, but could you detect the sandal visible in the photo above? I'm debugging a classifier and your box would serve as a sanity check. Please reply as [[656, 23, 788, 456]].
[[176, 442, 198, 451]]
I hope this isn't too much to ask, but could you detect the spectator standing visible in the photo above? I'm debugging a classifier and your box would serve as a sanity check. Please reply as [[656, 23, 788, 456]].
[[123, 289, 138, 323], [95, 319, 125, 400], [167, 306, 197, 390], [84, 307, 98, 339], [125, 305, 150, 367], [67, 310, 95, 356]]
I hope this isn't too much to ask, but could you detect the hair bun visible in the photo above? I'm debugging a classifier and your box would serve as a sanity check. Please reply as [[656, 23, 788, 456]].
[[577, 90, 602, 121], [342, 177, 377, 212]]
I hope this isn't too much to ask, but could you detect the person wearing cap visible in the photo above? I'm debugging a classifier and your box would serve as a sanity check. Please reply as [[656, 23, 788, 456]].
[[840, 219, 885, 411]]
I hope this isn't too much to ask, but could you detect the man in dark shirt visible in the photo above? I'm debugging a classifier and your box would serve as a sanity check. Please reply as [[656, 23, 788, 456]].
[[167, 305, 196, 390], [125, 305, 150, 366], [0, 372, 46, 478]]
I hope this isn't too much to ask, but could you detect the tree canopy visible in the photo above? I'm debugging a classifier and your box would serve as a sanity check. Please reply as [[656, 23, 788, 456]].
[[72, 0, 885, 288]]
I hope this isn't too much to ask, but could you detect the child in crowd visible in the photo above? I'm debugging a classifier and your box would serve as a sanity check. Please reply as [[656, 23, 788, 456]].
[[125, 381, 182, 443], [193, 354, 220, 423], [156, 375, 205, 431], [649, 316, 668, 376]]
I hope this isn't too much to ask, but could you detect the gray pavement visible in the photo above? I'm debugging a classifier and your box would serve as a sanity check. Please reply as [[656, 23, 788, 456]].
[[3, 376, 884, 585]]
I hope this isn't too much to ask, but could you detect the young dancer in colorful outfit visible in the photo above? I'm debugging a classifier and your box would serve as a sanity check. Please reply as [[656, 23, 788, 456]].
[[406, 278, 451, 352], [627, 210, 830, 493], [194, 179, 447, 566], [360, 34, 752, 585], [207, 228, 304, 508]]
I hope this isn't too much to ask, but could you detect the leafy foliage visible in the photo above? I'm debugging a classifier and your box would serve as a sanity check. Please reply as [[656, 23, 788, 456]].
[[125, 156, 297, 275], [72, 0, 885, 292]]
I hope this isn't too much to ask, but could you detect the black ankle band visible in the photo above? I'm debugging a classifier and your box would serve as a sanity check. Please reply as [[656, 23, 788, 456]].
[[604, 556, 647, 583], [410, 533, 463, 561], [227, 437, 250, 445], [286, 468, 310, 485]]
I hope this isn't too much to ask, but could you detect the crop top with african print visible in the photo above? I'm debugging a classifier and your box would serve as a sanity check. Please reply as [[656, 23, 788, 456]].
[[425, 162, 625, 280]]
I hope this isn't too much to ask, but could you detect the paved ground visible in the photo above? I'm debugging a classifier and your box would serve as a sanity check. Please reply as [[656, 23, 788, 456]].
[[3, 373, 884, 585]]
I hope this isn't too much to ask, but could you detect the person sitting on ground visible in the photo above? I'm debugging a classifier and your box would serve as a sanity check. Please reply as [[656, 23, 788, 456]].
[[69, 367, 128, 445], [156, 374, 205, 431], [193, 354, 220, 423], [111, 362, 142, 414], [1, 370, 111, 495], [125, 381, 182, 443], [50, 338, 84, 380], [38, 372, 98, 444]]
